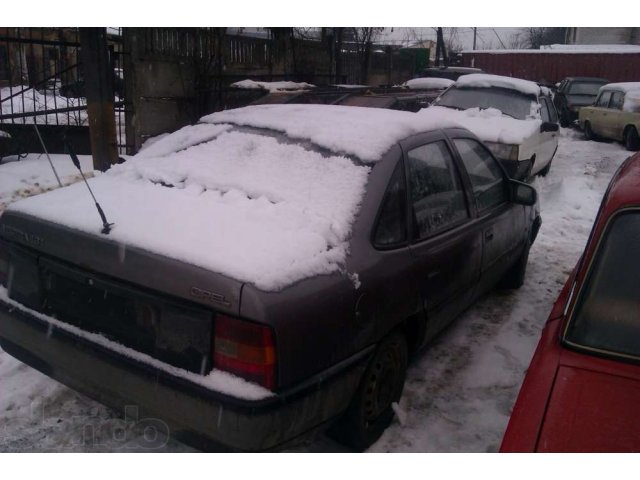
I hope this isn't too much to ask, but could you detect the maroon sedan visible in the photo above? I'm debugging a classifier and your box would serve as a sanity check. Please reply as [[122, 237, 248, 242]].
[[501, 151, 640, 452]]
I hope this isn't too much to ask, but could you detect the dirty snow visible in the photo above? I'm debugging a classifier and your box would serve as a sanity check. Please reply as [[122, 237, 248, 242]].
[[231, 80, 315, 92], [7, 128, 371, 291], [401, 78, 454, 90], [201, 104, 462, 162], [0, 154, 94, 214], [0, 127, 633, 452], [455, 74, 541, 97], [0, 86, 87, 125], [422, 106, 541, 145]]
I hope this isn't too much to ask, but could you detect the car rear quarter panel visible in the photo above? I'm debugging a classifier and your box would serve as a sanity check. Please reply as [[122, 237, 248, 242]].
[[239, 145, 422, 390]]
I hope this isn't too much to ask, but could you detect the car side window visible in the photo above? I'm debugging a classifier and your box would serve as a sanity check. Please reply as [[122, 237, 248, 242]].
[[373, 160, 408, 247], [406, 141, 468, 240], [610, 92, 624, 110], [541, 97, 558, 123], [596, 91, 612, 108], [540, 98, 551, 122], [453, 138, 508, 213]]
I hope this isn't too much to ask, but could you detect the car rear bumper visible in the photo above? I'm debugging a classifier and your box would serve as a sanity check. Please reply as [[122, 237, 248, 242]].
[[0, 299, 372, 451]]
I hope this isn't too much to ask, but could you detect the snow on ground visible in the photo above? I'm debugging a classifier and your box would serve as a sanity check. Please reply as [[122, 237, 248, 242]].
[[0, 153, 93, 214], [0, 128, 633, 451], [0, 86, 87, 126]]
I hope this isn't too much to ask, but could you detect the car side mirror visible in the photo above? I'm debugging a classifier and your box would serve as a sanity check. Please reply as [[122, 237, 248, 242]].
[[510, 180, 537, 206], [541, 121, 559, 133]]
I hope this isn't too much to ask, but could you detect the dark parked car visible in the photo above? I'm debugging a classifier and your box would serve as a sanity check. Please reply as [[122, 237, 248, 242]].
[[501, 152, 640, 452], [251, 87, 439, 112], [554, 77, 608, 127], [0, 105, 540, 451]]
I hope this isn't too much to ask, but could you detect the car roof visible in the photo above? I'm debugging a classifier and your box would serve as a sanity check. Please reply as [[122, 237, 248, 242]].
[[600, 82, 640, 94], [454, 73, 541, 97], [200, 104, 462, 163]]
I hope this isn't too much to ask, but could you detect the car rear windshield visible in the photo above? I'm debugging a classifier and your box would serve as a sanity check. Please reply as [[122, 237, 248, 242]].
[[434, 86, 535, 120], [564, 211, 640, 360], [568, 82, 606, 96]]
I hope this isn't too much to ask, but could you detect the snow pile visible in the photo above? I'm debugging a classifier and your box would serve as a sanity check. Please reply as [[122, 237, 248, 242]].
[[0, 154, 94, 214], [456, 74, 541, 97], [231, 80, 315, 92], [423, 106, 541, 145], [598, 83, 640, 113], [8, 128, 371, 291], [201, 104, 462, 162], [0, 85, 87, 125], [401, 78, 454, 90]]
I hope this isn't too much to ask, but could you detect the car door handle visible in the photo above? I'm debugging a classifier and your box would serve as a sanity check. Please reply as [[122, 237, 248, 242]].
[[427, 270, 441, 280], [485, 230, 494, 241]]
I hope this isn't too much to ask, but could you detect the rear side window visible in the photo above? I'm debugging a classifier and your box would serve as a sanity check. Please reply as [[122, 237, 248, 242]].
[[373, 161, 408, 247], [610, 91, 624, 110], [596, 91, 612, 108], [565, 212, 640, 360], [540, 97, 558, 123], [406, 141, 468, 239], [453, 138, 507, 213]]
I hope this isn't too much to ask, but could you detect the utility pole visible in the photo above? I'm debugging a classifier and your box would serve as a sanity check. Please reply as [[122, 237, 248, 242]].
[[79, 28, 118, 172], [473, 27, 477, 50]]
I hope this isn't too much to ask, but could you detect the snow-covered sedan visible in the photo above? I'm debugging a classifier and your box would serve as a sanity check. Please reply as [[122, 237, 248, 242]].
[[501, 152, 640, 452], [428, 73, 560, 180], [0, 104, 540, 451]]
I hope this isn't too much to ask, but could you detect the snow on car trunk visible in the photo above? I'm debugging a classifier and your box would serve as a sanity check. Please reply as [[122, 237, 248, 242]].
[[7, 121, 371, 291]]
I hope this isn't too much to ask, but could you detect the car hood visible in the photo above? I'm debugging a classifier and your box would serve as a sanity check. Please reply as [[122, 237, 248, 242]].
[[423, 106, 541, 145], [536, 362, 640, 452]]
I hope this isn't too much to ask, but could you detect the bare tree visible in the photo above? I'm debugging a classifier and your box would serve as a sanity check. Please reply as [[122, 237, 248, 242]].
[[349, 27, 384, 84], [511, 27, 567, 49]]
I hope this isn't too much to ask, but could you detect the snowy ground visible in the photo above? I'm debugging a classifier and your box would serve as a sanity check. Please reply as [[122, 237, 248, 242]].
[[0, 129, 633, 452]]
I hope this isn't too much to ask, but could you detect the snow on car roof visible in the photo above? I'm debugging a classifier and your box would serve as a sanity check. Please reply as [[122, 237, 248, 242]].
[[401, 78, 454, 90], [600, 82, 640, 93], [231, 79, 315, 92], [200, 104, 461, 163], [422, 106, 541, 145], [455, 73, 541, 97], [8, 126, 372, 291]]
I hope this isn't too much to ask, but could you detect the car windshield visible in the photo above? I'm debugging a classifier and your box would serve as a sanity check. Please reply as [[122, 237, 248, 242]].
[[565, 211, 640, 360], [434, 86, 536, 120], [568, 82, 606, 96]]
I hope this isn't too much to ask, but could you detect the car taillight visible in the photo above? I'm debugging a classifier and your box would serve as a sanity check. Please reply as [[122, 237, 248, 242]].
[[0, 240, 9, 288], [213, 314, 276, 390]]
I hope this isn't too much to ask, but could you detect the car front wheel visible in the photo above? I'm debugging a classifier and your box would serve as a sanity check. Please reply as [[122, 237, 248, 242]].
[[624, 126, 640, 151], [329, 331, 408, 451], [584, 121, 596, 141]]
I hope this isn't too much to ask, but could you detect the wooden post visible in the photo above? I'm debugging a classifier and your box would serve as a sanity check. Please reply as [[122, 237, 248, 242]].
[[79, 27, 118, 172]]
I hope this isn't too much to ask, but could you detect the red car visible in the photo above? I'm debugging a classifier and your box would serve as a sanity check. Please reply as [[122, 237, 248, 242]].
[[501, 151, 640, 452]]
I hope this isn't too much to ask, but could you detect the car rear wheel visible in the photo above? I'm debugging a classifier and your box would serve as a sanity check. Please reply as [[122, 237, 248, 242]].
[[584, 121, 596, 141], [624, 126, 640, 151], [329, 331, 408, 451]]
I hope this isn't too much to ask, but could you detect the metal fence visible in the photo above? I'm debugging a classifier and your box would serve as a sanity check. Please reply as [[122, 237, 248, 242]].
[[0, 27, 129, 156]]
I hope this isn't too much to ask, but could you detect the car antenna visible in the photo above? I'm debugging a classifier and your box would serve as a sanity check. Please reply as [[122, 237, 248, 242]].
[[32, 124, 62, 188], [64, 138, 114, 235]]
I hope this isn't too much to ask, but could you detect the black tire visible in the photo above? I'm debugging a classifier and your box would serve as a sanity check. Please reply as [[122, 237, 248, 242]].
[[624, 126, 640, 151], [538, 158, 552, 177], [329, 331, 408, 451], [584, 121, 596, 141], [499, 244, 530, 290], [559, 110, 569, 128]]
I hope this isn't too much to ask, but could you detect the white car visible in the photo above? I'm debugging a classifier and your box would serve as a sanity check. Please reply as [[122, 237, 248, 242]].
[[427, 74, 560, 180]]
